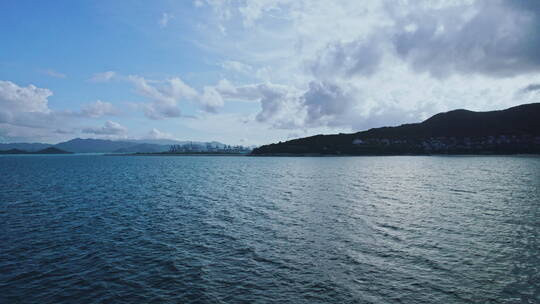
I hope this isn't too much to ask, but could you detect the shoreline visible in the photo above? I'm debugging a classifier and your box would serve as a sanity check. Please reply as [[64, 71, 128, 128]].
[[104, 152, 249, 156], [104, 152, 540, 157], [248, 153, 540, 157]]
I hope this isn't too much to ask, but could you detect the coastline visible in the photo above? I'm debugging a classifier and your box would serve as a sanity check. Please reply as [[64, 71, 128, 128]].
[[248, 152, 540, 157], [104, 152, 249, 156], [104, 152, 540, 157]]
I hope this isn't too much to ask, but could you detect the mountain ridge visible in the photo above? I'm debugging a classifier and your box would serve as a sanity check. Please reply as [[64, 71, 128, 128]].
[[0, 147, 72, 154], [251, 103, 540, 155], [0, 138, 227, 153]]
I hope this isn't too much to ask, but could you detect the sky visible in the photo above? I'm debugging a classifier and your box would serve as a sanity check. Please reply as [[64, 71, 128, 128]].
[[1, 0, 540, 145]]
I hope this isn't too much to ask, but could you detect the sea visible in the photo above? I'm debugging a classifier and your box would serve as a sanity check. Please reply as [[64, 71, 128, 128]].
[[0, 155, 539, 303]]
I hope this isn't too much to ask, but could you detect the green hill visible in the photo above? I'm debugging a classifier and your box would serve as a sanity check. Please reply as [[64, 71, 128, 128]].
[[252, 103, 540, 156]]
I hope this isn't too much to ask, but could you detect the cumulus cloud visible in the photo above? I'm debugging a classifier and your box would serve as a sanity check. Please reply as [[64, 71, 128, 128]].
[[82, 120, 127, 135], [301, 81, 358, 127], [390, 0, 540, 78], [0, 80, 106, 141], [211, 80, 304, 128], [129, 75, 198, 119], [0, 80, 57, 133], [200, 86, 225, 113], [128, 75, 230, 118], [204, 80, 307, 129], [147, 128, 174, 139], [0, 80, 52, 115], [253, 84, 301, 127], [89, 71, 116, 82], [80, 100, 118, 118], [205, 79, 397, 130], [0, 80, 130, 142], [214, 80, 271, 101], [207, 78, 414, 130], [193, 0, 540, 135], [6, 1, 540, 143], [308, 37, 385, 79], [519, 83, 540, 93], [211, 79, 421, 130], [297, 0, 540, 80], [54, 128, 74, 135]]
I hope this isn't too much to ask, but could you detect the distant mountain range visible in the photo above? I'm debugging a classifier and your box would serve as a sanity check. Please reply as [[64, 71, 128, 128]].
[[0, 138, 226, 153], [0, 147, 72, 155], [252, 103, 540, 155], [0, 142, 52, 152]]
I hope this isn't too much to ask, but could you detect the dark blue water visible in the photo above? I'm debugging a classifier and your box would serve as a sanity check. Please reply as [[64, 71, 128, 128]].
[[0, 155, 539, 303]]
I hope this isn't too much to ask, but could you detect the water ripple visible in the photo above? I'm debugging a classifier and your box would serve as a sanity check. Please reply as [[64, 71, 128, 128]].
[[0, 155, 539, 303]]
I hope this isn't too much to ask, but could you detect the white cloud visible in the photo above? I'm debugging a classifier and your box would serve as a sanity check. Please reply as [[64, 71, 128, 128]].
[[200, 86, 224, 113], [0, 82, 60, 142], [128, 75, 229, 118], [82, 120, 127, 135], [0, 80, 52, 115], [220, 60, 253, 74], [0, 80, 130, 142], [208, 80, 305, 128], [194, 0, 204, 8], [79, 100, 118, 118], [182, 111, 335, 146], [129, 75, 199, 119], [389, 0, 540, 78], [54, 128, 74, 135], [518, 83, 540, 94], [147, 128, 174, 139], [89, 71, 116, 82], [159, 12, 173, 28], [5, 1, 540, 144], [301, 81, 358, 127], [0, 123, 58, 143], [192, 0, 540, 135], [40, 69, 66, 78], [307, 36, 386, 80]]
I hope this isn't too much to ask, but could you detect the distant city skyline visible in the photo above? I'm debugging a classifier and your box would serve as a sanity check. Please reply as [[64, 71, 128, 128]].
[[1, 0, 540, 145]]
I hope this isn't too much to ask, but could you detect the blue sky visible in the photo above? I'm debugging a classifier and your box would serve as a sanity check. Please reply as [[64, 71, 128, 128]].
[[1, 0, 540, 144]]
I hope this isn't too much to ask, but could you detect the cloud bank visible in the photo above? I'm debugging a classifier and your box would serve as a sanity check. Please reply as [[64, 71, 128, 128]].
[[3, 0, 540, 144], [193, 0, 540, 133], [82, 120, 128, 135]]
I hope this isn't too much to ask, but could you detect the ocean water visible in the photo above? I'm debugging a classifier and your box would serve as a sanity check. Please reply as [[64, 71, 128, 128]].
[[0, 155, 539, 303]]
